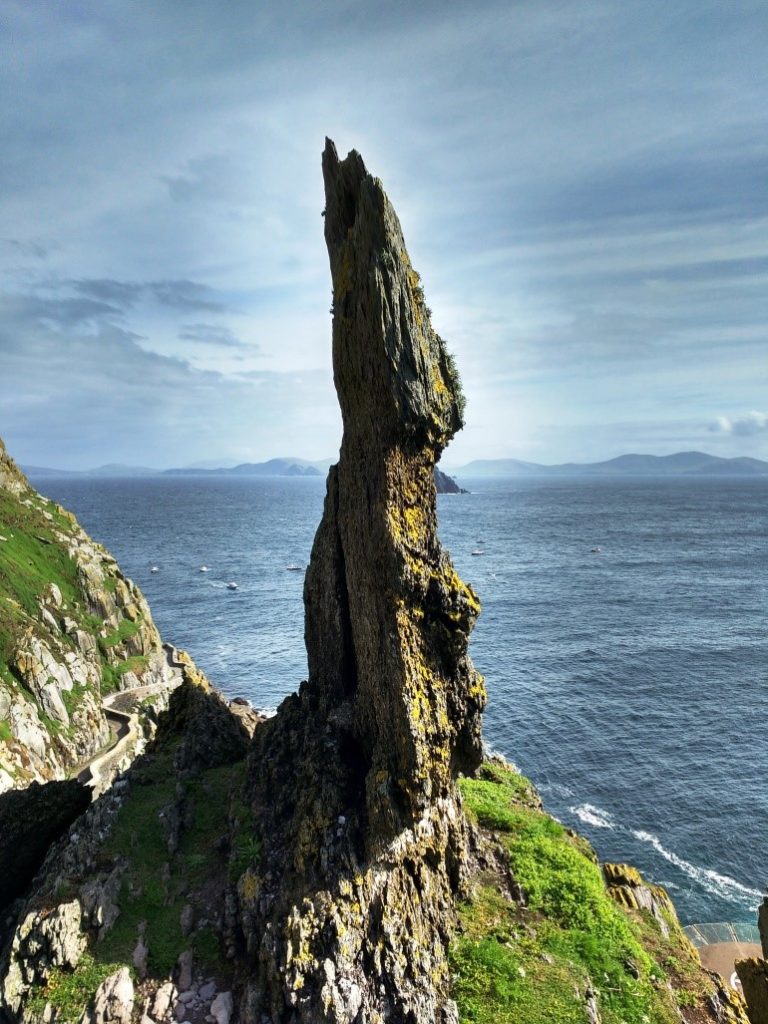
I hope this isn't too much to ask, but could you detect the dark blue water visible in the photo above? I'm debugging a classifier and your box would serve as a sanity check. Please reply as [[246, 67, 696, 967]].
[[34, 474, 768, 926]]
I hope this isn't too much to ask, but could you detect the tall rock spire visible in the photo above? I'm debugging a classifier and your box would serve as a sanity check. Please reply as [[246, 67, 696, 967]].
[[238, 140, 485, 1023]]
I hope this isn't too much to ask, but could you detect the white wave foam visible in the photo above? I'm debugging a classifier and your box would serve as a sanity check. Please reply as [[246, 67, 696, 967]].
[[571, 803, 616, 829], [631, 829, 762, 907], [540, 781, 574, 799]]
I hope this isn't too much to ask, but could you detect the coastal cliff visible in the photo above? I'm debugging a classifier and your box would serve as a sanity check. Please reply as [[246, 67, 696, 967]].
[[0, 438, 181, 791], [0, 143, 753, 1024]]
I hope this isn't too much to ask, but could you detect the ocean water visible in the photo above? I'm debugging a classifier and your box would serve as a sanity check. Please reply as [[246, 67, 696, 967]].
[[35, 473, 768, 926]]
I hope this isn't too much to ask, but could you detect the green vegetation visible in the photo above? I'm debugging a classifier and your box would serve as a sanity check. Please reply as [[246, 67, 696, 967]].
[[100, 616, 143, 650], [452, 761, 705, 1024], [0, 719, 12, 742], [95, 747, 245, 977], [28, 953, 125, 1023], [100, 655, 149, 695], [0, 488, 79, 682], [32, 747, 247, 1020]]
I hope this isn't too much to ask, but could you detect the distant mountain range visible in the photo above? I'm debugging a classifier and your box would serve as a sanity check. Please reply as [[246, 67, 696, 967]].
[[24, 457, 333, 479], [451, 451, 768, 478], [23, 450, 768, 481]]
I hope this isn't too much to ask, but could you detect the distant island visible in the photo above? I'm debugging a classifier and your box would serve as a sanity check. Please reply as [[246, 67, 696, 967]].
[[449, 450, 768, 478]]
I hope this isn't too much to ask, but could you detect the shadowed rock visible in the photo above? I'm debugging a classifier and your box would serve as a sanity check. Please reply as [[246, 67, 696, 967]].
[[0, 780, 90, 916], [238, 140, 485, 1023]]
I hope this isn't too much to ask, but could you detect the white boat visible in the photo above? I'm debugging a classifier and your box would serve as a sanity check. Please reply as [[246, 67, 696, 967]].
[[150, 566, 159, 573], [590, 547, 602, 553], [199, 565, 209, 572], [227, 581, 238, 590], [471, 549, 484, 556]]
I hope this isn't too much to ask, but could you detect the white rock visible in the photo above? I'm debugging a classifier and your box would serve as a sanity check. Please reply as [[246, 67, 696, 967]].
[[198, 981, 216, 1000], [210, 991, 233, 1024], [86, 966, 134, 1024], [151, 982, 178, 1020], [132, 937, 149, 979]]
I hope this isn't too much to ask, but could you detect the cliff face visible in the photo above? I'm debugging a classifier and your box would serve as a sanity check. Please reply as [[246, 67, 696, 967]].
[[0, 437, 180, 790], [234, 140, 485, 1023]]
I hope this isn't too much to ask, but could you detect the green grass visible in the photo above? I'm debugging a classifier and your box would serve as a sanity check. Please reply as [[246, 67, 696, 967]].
[[100, 617, 143, 650], [454, 762, 684, 1024], [0, 719, 12, 742], [100, 655, 149, 695], [28, 953, 125, 1024], [94, 748, 245, 978], [0, 489, 80, 680]]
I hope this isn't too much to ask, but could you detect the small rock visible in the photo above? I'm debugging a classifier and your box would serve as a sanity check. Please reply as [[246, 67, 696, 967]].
[[180, 903, 194, 938], [176, 949, 194, 992], [179, 990, 196, 1003], [199, 981, 217, 1000], [132, 937, 149, 979], [210, 991, 233, 1024], [152, 981, 178, 1020], [87, 966, 134, 1024]]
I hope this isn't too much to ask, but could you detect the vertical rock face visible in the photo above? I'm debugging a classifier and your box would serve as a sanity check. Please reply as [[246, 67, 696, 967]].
[[239, 141, 485, 1022]]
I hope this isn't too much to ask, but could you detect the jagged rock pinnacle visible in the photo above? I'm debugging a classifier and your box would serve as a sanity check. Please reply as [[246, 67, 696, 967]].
[[239, 140, 485, 1023]]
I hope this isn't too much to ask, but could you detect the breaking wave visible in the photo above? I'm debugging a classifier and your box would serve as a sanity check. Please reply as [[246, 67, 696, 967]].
[[570, 803, 616, 830], [631, 829, 762, 909]]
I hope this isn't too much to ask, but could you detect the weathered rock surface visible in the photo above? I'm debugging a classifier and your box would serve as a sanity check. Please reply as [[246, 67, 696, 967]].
[[737, 958, 768, 1024], [235, 140, 485, 1022], [0, 778, 90, 911]]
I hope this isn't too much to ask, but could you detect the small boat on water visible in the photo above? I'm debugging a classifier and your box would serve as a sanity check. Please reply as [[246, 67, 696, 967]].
[[150, 566, 159, 573], [286, 565, 304, 572], [199, 565, 209, 572], [590, 546, 602, 554], [227, 581, 239, 590], [471, 549, 484, 556]]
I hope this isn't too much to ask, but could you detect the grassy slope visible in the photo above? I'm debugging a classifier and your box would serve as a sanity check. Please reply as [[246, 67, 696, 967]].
[[30, 742, 245, 1021], [0, 485, 150, 769], [452, 761, 720, 1024]]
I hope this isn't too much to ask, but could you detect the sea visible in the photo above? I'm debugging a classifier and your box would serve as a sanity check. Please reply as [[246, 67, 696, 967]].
[[33, 472, 768, 927]]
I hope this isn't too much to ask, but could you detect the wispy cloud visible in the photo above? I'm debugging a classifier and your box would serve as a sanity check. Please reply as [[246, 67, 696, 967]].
[[178, 323, 251, 350]]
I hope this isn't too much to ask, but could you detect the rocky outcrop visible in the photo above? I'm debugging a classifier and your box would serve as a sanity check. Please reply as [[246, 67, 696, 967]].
[[736, 900, 768, 1024], [234, 140, 485, 1023], [603, 862, 680, 938], [434, 468, 467, 494]]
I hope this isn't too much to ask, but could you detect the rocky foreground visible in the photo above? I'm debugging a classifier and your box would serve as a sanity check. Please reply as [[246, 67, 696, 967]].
[[0, 142, 758, 1024]]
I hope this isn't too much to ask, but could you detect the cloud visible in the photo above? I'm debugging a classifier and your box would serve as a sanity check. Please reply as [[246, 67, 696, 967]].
[[1, 292, 124, 329], [710, 411, 768, 436], [1, 238, 49, 260], [178, 323, 251, 349], [71, 278, 144, 308], [146, 280, 230, 313]]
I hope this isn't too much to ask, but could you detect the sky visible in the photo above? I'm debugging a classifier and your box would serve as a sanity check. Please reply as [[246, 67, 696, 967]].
[[1, 0, 766, 470]]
